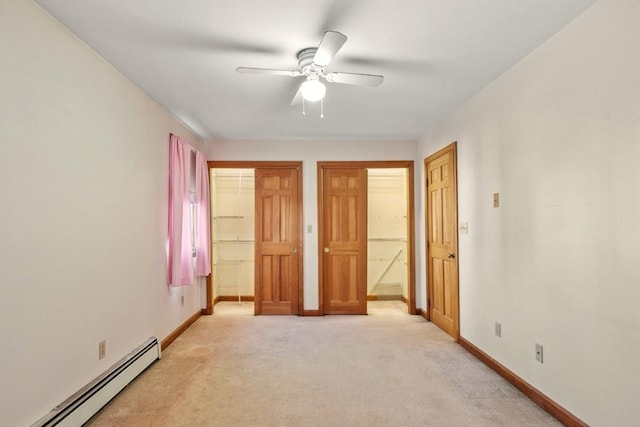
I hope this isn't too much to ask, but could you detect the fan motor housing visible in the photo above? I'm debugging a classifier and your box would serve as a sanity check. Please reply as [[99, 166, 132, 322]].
[[297, 48, 319, 73]]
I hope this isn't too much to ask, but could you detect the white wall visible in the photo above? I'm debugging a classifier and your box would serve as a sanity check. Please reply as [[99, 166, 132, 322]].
[[204, 139, 419, 309], [417, 0, 640, 425], [0, 2, 204, 426]]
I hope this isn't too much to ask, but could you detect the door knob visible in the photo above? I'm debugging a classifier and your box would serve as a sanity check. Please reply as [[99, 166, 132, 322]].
[[324, 247, 330, 253], [292, 247, 297, 253], [448, 253, 456, 259]]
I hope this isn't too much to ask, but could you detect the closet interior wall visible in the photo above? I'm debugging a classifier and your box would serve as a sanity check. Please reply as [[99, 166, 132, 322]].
[[367, 168, 408, 300], [210, 168, 255, 300]]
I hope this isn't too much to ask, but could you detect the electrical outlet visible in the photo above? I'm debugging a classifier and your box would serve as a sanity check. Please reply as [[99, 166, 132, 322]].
[[494, 321, 501, 337], [535, 343, 544, 363], [180, 295, 185, 306], [98, 340, 106, 360], [306, 224, 312, 233]]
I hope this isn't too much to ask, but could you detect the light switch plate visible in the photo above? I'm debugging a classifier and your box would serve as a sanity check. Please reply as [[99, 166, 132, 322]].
[[460, 222, 469, 234]]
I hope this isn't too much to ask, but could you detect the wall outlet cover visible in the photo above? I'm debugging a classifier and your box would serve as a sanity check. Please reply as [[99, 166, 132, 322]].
[[535, 343, 544, 363], [98, 340, 106, 360]]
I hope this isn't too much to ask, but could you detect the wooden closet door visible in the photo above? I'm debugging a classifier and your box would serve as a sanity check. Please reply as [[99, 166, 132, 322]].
[[322, 168, 367, 314], [255, 168, 300, 315]]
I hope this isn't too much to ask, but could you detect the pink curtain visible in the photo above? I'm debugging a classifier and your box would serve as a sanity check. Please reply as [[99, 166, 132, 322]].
[[195, 151, 211, 276], [168, 134, 194, 286]]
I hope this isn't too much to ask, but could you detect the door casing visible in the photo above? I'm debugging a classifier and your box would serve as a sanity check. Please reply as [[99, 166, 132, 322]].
[[317, 161, 416, 315]]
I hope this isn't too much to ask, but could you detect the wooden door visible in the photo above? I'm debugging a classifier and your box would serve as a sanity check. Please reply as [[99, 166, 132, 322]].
[[425, 143, 459, 338], [321, 168, 367, 314], [255, 168, 300, 315]]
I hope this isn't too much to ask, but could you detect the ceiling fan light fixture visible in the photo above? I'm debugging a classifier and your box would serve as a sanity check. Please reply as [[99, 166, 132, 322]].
[[301, 78, 326, 102]]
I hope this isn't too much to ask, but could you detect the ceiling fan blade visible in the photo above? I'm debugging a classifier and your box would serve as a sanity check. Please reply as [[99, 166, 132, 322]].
[[236, 67, 301, 77], [290, 84, 303, 106], [325, 72, 384, 87], [313, 31, 347, 67]]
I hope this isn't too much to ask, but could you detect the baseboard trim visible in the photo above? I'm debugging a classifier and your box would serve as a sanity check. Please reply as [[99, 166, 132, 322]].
[[215, 295, 255, 302], [161, 311, 201, 351], [458, 337, 586, 427], [301, 310, 321, 316], [417, 308, 429, 321], [367, 295, 404, 301]]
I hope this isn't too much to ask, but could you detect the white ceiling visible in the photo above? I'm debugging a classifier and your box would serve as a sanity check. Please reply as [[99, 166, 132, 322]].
[[36, 0, 596, 141]]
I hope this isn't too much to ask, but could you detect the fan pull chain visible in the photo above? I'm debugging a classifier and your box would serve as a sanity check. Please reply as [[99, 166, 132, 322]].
[[321, 98, 324, 119], [302, 98, 306, 116]]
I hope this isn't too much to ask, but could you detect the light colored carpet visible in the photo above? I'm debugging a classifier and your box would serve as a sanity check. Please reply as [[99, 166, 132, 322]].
[[87, 302, 560, 426]]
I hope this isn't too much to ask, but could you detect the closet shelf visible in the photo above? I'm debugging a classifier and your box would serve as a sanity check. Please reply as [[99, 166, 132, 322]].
[[214, 239, 254, 243], [211, 173, 255, 178], [214, 259, 254, 264], [368, 237, 406, 242], [212, 215, 245, 219]]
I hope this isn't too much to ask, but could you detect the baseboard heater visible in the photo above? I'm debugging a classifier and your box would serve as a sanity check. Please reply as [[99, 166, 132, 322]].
[[32, 337, 161, 427]]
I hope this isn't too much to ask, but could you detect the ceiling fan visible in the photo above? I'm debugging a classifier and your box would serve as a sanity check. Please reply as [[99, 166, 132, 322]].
[[236, 31, 384, 114]]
